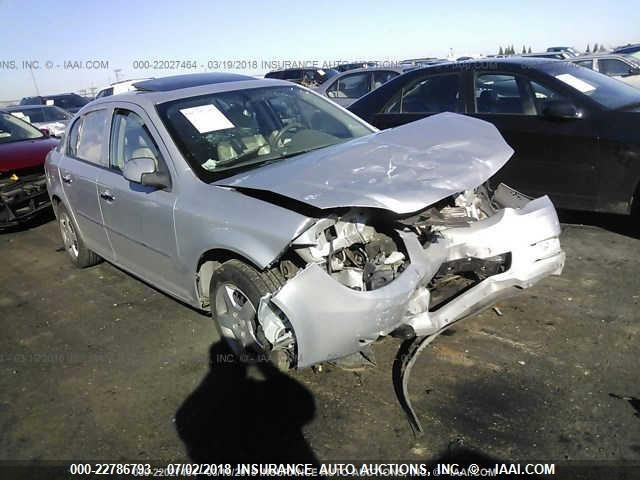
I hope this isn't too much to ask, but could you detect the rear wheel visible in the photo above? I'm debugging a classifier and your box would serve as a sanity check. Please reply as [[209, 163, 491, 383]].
[[57, 204, 102, 268], [210, 259, 283, 361]]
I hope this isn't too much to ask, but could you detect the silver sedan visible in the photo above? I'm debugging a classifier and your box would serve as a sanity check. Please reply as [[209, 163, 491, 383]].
[[45, 73, 564, 369]]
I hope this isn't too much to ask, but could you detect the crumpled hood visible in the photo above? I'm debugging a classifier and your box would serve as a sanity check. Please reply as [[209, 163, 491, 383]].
[[214, 112, 514, 214]]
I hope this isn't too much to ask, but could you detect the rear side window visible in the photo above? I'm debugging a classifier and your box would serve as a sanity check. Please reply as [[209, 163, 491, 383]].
[[373, 70, 399, 89], [96, 87, 114, 98], [575, 60, 593, 70], [598, 59, 631, 76], [75, 110, 109, 165], [327, 72, 371, 99], [384, 73, 462, 114]]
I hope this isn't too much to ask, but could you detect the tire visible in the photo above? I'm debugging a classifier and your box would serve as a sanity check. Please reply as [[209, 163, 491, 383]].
[[57, 204, 102, 268], [209, 259, 283, 360]]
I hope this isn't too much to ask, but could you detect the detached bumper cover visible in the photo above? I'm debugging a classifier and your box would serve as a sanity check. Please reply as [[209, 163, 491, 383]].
[[262, 195, 564, 368]]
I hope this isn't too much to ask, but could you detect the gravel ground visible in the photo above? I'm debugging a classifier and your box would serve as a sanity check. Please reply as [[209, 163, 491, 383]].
[[0, 212, 638, 473]]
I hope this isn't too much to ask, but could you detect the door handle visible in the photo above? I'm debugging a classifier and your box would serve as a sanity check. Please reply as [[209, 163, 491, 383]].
[[100, 190, 115, 202], [61, 174, 73, 184]]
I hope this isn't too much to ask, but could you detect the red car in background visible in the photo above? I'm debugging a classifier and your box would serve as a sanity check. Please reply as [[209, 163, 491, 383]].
[[0, 112, 58, 227]]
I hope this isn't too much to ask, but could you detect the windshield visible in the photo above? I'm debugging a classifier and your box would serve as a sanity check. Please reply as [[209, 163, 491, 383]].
[[157, 85, 373, 180], [0, 112, 44, 144], [9, 108, 46, 123], [543, 62, 640, 109], [9, 106, 71, 123]]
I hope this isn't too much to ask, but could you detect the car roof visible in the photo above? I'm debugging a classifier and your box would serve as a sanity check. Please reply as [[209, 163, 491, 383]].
[[83, 75, 296, 111], [614, 43, 640, 51], [317, 65, 406, 86], [3, 104, 60, 111], [336, 65, 406, 75], [571, 53, 627, 59], [133, 73, 254, 92], [409, 56, 560, 73], [266, 67, 330, 73]]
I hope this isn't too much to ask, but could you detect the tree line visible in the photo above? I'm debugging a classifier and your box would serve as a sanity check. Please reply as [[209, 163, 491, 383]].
[[497, 44, 608, 55]]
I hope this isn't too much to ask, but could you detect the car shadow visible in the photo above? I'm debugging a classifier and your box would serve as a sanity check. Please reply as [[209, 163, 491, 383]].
[[175, 342, 320, 464], [558, 209, 638, 240]]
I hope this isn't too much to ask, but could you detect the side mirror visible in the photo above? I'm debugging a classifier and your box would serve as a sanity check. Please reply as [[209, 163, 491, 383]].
[[40, 128, 51, 137], [542, 100, 582, 119], [123, 157, 170, 189]]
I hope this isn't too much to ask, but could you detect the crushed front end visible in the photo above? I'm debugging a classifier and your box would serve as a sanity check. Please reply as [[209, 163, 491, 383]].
[[258, 183, 565, 368], [0, 167, 50, 227]]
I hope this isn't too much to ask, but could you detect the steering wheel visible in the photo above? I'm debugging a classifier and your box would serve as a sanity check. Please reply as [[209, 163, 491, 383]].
[[273, 122, 305, 148]]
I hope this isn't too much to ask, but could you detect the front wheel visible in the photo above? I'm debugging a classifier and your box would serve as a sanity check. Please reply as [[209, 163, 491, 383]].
[[57, 204, 102, 268], [210, 259, 285, 363]]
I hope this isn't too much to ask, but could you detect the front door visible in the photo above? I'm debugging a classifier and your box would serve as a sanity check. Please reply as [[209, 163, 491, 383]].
[[96, 106, 185, 298]]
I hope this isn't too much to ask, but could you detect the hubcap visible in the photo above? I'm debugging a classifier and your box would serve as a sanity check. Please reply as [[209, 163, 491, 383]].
[[59, 212, 79, 260], [214, 283, 260, 354]]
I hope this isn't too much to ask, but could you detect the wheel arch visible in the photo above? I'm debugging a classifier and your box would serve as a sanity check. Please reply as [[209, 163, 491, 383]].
[[195, 248, 266, 310]]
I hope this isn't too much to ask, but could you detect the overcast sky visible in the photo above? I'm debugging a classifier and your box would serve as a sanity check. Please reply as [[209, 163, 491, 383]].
[[1, 0, 638, 100]]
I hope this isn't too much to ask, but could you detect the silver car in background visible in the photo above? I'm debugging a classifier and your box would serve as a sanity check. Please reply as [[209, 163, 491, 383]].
[[45, 73, 564, 369], [314, 66, 408, 107]]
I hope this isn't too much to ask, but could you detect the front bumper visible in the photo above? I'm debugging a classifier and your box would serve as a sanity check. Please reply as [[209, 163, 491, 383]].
[[261, 194, 565, 368], [0, 172, 51, 227]]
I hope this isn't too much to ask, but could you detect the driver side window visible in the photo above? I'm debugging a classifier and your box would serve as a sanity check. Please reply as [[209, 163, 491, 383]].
[[529, 81, 569, 116], [109, 110, 160, 171]]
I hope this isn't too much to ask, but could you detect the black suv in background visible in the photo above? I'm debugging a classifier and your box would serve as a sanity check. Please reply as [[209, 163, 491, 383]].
[[19, 93, 90, 114]]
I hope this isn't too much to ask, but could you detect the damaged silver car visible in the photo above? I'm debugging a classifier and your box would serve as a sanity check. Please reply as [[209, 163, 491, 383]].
[[45, 73, 565, 369]]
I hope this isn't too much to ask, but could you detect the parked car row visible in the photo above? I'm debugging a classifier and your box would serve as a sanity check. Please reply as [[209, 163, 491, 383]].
[[568, 54, 640, 88]]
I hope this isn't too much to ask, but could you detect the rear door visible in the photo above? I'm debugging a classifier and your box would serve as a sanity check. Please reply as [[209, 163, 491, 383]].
[[58, 109, 113, 258], [96, 105, 184, 297], [469, 71, 599, 209], [370, 72, 465, 129]]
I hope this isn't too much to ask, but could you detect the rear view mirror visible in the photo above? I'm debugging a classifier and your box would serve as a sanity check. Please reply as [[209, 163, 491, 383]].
[[40, 128, 51, 137], [542, 100, 581, 119], [123, 157, 170, 189]]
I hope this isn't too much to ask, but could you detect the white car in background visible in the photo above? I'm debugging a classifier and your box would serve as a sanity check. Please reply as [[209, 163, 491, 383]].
[[3, 105, 72, 137], [95, 78, 153, 98]]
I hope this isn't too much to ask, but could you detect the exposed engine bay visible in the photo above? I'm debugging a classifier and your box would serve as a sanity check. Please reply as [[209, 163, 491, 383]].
[[288, 184, 509, 295], [0, 167, 50, 227], [257, 182, 564, 371]]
